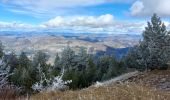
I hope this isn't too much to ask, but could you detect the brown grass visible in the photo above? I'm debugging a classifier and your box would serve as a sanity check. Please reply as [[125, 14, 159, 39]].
[[30, 70, 170, 100], [1, 69, 169, 100], [30, 83, 170, 100], [0, 85, 21, 100], [129, 69, 170, 92]]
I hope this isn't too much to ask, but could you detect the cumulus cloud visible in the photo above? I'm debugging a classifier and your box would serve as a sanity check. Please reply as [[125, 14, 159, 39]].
[[0, 14, 146, 34], [44, 14, 115, 28], [130, 0, 170, 17], [42, 14, 145, 34]]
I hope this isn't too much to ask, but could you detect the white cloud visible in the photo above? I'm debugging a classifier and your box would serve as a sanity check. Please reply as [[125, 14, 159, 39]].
[[44, 14, 114, 28], [130, 0, 170, 17], [130, 1, 144, 16], [0, 14, 146, 34], [1, 0, 134, 17], [0, 0, 103, 17], [3, 0, 133, 8], [42, 14, 145, 34], [0, 22, 37, 31], [0, 22, 32, 28]]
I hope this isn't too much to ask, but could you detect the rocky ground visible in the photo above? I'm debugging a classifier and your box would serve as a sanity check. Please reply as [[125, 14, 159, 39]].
[[126, 69, 170, 92]]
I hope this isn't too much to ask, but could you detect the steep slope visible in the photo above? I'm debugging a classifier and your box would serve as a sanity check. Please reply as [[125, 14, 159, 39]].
[[30, 70, 170, 100], [127, 69, 170, 92]]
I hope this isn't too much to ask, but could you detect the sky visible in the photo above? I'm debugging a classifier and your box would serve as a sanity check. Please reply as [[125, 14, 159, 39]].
[[0, 0, 170, 34]]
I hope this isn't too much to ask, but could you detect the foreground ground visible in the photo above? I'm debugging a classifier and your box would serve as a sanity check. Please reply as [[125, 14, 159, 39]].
[[1, 69, 170, 100], [30, 83, 170, 100], [30, 69, 170, 100]]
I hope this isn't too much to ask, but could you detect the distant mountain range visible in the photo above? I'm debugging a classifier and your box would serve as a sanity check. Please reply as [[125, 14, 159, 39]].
[[0, 31, 141, 63]]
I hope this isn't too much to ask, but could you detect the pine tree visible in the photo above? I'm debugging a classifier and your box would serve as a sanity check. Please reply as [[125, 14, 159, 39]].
[[33, 51, 50, 83], [6, 53, 19, 73], [103, 55, 120, 80], [49, 53, 61, 77], [97, 55, 112, 80], [54, 53, 60, 70], [86, 56, 96, 85], [139, 14, 170, 69], [123, 46, 145, 70], [60, 46, 76, 71], [18, 52, 30, 69], [11, 52, 36, 92], [62, 46, 90, 89], [124, 14, 170, 70], [33, 51, 48, 68], [75, 47, 89, 71]]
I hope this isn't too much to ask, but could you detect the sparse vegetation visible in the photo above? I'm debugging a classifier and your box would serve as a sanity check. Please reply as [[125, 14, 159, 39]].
[[30, 83, 170, 100]]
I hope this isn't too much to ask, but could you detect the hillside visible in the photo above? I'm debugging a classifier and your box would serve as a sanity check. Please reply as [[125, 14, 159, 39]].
[[0, 34, 139, 63], [30, 69, 170, 100]]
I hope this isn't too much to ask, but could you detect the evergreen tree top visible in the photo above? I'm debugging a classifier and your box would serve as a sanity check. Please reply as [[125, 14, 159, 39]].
[[143, 13, 167, 41]]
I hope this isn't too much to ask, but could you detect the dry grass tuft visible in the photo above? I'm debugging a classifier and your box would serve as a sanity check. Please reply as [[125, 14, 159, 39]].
[[0, 85, 21, 100], [30, 83, 170, 100]]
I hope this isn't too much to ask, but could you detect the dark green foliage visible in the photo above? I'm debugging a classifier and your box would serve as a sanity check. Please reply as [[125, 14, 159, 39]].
[[6, 53, 19, 73], [33, 51, 48, 68], [49, 53, 61, 77], [86, 56, 97, 85], [18, 52, 30, 68], [96, 55, 122, 81], [75, 47, 89, 71], [54, 53, 61, 70], [63, 53, 97, 89], [96, 55, 111, 80], [62, 46, 124, 89], [141, 14, 170, 69], [103, 55, 122, 80], [124, 14, 170, 70], [122, 46, 146, 70], [11, 52, 36, 92], [33, 51, 50, 82], [62, 47, 87, 89], [0, 41, 4, 58], [3, 45, 125, 92], [60, 46, 76, 70]]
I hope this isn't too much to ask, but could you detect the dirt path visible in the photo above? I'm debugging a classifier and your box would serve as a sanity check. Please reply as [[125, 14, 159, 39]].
[[94, 71, 139, 87]]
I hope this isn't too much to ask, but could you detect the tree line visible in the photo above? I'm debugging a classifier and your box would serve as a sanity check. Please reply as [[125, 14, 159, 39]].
[[0, 42, 125, 93]]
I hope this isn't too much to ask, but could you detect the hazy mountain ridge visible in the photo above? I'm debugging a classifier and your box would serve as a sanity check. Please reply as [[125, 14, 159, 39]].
[[0, 32, 141, 63]]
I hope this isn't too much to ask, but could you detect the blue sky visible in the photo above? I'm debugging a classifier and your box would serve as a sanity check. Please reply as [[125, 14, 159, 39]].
[[0, 1, 133, 24], [0, 0, 170, 34]]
